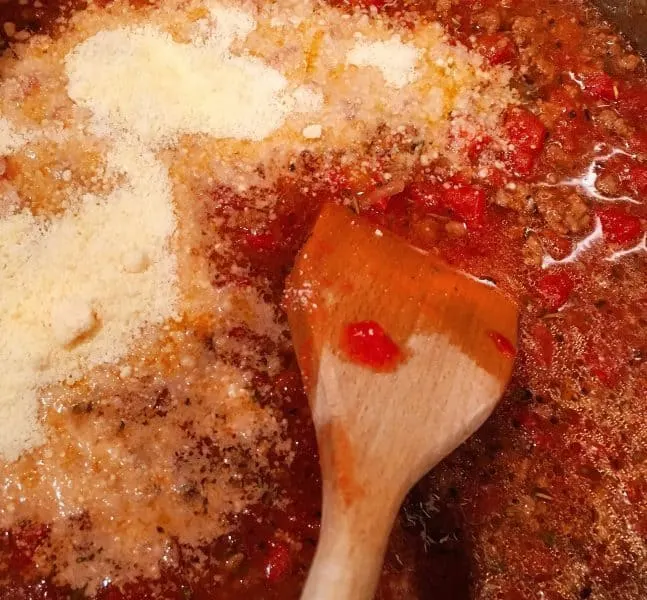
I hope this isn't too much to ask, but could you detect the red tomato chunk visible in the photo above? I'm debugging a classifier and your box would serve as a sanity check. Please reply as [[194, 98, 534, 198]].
[[476, 33, 517, 66], [487, 331, 516, 358], [597, 206, 642, 245], [341, 320, 402, 370], [535, 272, 574, 311], [582, 73, 618, 102], [409, 181, 486, 227], [504, 108, 547, 176], [444, 183, 487, 226]]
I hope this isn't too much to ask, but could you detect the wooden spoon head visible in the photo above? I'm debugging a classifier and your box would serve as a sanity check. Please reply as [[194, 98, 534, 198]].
[[285, 204, 518, 503]]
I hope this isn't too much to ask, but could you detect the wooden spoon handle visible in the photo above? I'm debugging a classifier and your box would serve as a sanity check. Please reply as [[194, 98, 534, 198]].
[[300, 491, 400, 600]]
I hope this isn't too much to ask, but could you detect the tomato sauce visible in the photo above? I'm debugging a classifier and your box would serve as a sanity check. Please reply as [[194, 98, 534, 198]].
[[0, 0, 646, 598]]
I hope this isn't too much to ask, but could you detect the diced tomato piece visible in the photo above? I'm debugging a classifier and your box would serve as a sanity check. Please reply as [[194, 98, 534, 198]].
[[626, 164, 647, 197], [540, 229, 573, 261], [618, 83, 647, 122], [549, 94, 589, 154], [536, 271, 574, 311], [341, 320, 402, 370], [444, 183, 487, 226], [487, 330, 516, 358], [582, 73, 618, 102], [408, 181, 442, 213], [507, 149, 536, 177], [548, 88, 579, 119], [504, 108, 546, 176], [505, 108, 546, 154], [264, 542, 292, 583], [597, 206, 642, 245], [476, 33, 517, 66], [584, 347, 621, 387], [529, 322, 554, 367], [408, 180, 487, 227]]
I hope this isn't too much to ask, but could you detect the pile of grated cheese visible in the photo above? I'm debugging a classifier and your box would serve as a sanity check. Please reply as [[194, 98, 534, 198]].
[[0, 116, 30, 155], [346, 35, 422, 89], [64, 9, 323, 147], [0, 140, 178, 460]]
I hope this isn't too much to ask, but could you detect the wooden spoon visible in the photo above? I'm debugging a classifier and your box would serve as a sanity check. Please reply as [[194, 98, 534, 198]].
[[285, 204, 518, 600]]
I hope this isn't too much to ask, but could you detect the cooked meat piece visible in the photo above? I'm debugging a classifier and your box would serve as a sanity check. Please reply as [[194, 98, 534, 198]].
[[522, 231, 544, 266], [596, 108, 635, 139], [494, 182, 532, 213], [472, 9, 501, 34], [535, 189, 590, 234], [595, 172, 620, 197], [511, 16, 540, 48]]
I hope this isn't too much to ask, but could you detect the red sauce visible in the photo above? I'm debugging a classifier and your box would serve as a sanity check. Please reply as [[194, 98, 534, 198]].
[[340, 320, 402, 370], [582, 72, 619, 102], [263, 541, 292, 584]]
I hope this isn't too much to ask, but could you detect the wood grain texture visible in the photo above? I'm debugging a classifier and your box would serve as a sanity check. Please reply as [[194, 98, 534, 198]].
[[285, 205, 518, 396], [286, 205, 519, 600]]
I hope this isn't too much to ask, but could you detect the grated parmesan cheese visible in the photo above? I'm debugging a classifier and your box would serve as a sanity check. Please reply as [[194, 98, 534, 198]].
[[0, 117, 30, 155], [65, 16, 322, 146], [346, 35, 422, 88], [302, 123, 323, 139], [0, 140, 178, 461], [50, 297, 98, 346]]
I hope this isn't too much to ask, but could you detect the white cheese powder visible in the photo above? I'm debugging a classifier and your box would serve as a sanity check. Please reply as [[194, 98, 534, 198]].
[[65, 10, 323, 146], [0, 117, 30, 155], [0, 142, 178, 460], [347, 35, 422, 88]]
